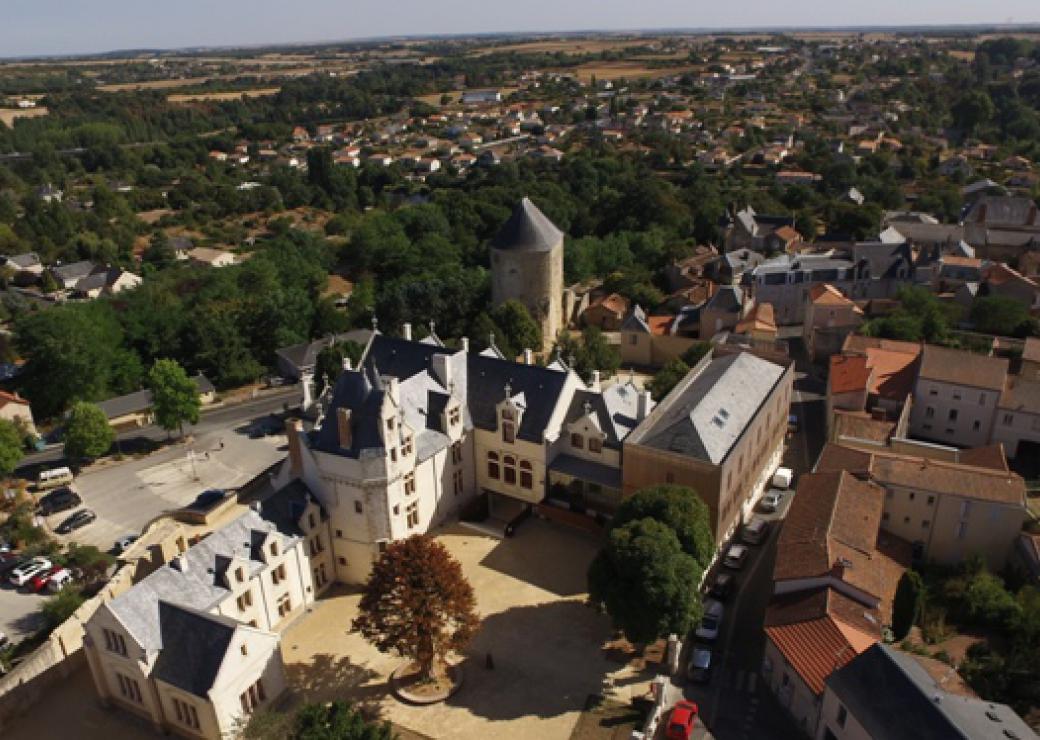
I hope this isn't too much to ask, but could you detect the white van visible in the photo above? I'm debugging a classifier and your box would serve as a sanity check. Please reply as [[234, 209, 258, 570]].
[[37, 467, 74, 490], [772, 467, 794, 490]]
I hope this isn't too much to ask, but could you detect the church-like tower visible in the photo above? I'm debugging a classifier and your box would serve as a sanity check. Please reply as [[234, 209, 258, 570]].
[[490, 197, 565, 350]]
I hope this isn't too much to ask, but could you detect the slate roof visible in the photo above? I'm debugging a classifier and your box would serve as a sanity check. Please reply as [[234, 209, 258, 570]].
[[704, 285, 744, 314], [627, 351, 785, 465], [275, 330, 373, 375], [106, 509, 294, 652], [50, 260, 95, 284], [825, 643, 1038, 740], [549, 454, 622, 489], [152, 601, 238, 698], [564, 380, 646, 450], [964, 195, 1039, 227], [260, 479, 325, 537], [491, 197, 563, 253], [621, 304, 650, 333], [95, 374, 215, 420], [466, 352, 568, 443]]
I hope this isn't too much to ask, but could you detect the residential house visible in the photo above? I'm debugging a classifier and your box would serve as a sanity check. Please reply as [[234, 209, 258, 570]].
[[803, 284, 864, 362], [749, 254, 859, 326], [581, 293, 630, 331], [734, 302, 778, 347], [818, 643, 1037, 740], [48, 260, 96, 291], [274, 330, 373, 383], [962, 195, 1040, 261], [992, 339, 1040, 462], [619, 305, 699, 369], [0, 390, 36, 435], [73, 266, 142, 299], [699, 285, 749, 338], [624, 350, 794, 544], [763, 469, 907, 737], [664, 246, 720, 292], [908, 344, 1008, 448], [980, 262, 1040, 312], [83, 502, 329, 739], [1, 252, 44, 284], [96, 374, 216, 429], [725, 206, 797, 252], [816, 443, 1028, 569]]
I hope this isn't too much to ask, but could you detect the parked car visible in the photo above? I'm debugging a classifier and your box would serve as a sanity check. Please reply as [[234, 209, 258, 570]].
[[0, 553, 22, 577], [9, 557, 53, 587], [695, 599, 724, 641], [741, 517, 770, 545], [687, 646, 713, 683], [772, 466, 794, 489], [29, 565, 63, 593], [36, 466, 74, 491], [710, 572, 735, 601], [37, 487, 82, 516], [723, 544, 749, 570], [56, 508, 97, 534], [194, 488, 227, 508], [113, 535, 138, 554], [665, 700, 699, 740], [0, 539, 11, 554], [759, 490, 783, 513], [45, 568, 73, 593]]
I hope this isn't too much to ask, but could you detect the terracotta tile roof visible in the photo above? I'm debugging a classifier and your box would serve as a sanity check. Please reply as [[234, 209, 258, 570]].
[[773, 225, 803, 243], [831, 410, 895, 443], [736, 302, 777, 334], [918, 344, 1008, 391], [841, 335, 921, 356], [811, 283, 856, 307], [984, 262, 1038, 288], [765, 588, 879, 695], [941, 255, 983, 268], [588, 293, 630, 316], [816, 443, 1026, 506], [647, 315, 673, 336], [0, 390, 29, 408], [1024, 337, 1040, 364], [956, 444, 1010, 472], [830, 355, 871, 394]]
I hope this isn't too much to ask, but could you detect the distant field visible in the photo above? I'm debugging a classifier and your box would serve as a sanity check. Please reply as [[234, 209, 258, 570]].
[[565, 62, 699, 84], [99, 77, 213, 91], [0, 107, 49, 126], [471, 38, 645, 56], [416, 86, 520, 106], [168, 87, 280, 103], [947, 50, 976, 62]]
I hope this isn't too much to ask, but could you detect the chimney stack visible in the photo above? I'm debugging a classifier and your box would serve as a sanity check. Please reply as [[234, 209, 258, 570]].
[[286, 418, 305, 474], [402, 323, 412, 341], [590, 370, 601, 391], [461, 336, 470, 353], [638, 389, 653, 420], [336, 408, 353, 450], [523, 348, 534, 365]]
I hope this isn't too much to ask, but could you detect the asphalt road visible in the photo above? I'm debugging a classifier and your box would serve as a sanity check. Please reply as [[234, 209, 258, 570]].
[[16, 386, 300, 478]]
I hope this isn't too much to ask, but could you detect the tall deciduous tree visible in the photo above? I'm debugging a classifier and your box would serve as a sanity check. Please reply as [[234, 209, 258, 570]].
[[611, 485, 715, 569], [243, 700, 394, 740], [892, 570, 925, 640], [588, 517, 703, 644], [147, 359, 201, 438], [352, 535, 479, 680], [63, 402, 114, 461], [0, 418, 24, 477]]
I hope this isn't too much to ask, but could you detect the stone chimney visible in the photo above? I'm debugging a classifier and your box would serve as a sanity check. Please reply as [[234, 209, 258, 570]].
[[286, 418, 305, 474], [590, 370, 601, 391], [637, 389, 653, 420], [301, 371, 314, 410], [461, 336, 470, 353], [431, 353, 452, 390], [342, 356, 352, 371], [336, 408, 352, 450], [402, 322, 412, 341], [523, 348, 534, 365]]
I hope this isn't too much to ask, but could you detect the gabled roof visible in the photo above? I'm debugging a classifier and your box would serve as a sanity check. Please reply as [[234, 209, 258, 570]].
[[918, 344, 1008, 391], [810, 283, 856, 307], [491, 197, 564, 253], [151, 601, 238, 698], [627, 351, 785, 465], [620, 304, 650, 333], [564, 380, 646, 450], [826, 643, 1037, 740]]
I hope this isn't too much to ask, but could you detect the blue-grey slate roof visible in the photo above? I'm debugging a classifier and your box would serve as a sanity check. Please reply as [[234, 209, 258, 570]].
[[152, 601, 238, 698], [491, 197, 563, 253]]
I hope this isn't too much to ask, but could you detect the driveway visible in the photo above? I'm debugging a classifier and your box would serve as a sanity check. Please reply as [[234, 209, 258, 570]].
[[279, 519, 653, 740], [0, 583, 47, 645], [37, 426, 286, 551]]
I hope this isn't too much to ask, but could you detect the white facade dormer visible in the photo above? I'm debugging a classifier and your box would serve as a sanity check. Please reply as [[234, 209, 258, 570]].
[[221, 554, 252, 591], [567, 401, 607, 458], [497, 385, 526, 444]]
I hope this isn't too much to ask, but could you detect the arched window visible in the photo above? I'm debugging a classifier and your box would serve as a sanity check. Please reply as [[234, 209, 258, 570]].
[[503, 455, 517, 485], [519, 460, 533, 489], [487, 451, 500, 480]]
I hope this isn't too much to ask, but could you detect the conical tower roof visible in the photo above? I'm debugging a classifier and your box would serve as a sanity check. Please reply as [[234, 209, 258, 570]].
[[491, 197, 564, 253]]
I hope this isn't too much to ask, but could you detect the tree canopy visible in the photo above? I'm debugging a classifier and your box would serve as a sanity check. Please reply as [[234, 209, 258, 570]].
[[610, 485, 715, 568], [0, 419, 24, 477], [62, 402, 114, 460], [147, 358, 201, 437]]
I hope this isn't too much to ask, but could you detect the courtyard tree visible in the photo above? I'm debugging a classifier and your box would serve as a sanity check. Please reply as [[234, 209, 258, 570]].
[[648, 358, 689, 402], [588, 517, 703, 645], [63, 402, 114, 461], [243, 701, 394, 740], [610, 485, 715, 568], [0, 418, 24, 478], [892, 569, 925, 640], [352, 535, 479, 682], [147, 358, 201, 438]]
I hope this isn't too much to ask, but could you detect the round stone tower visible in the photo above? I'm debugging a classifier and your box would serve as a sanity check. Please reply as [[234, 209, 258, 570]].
[[490, 197, 564, 350]]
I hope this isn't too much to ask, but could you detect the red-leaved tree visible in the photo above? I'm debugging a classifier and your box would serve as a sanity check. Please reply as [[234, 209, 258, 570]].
[[352, 535, 479, 680]]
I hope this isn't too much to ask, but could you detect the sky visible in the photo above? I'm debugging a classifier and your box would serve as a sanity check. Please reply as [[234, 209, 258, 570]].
[[3, 1, 1039, 58]]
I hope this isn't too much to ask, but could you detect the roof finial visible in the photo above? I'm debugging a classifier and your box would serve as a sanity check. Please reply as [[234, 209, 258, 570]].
[[371, 315, 379, 331], [429, 319, 436, 336], [504, 381, 512, 399], [489, 331, 496, 348], [583, 400, 592, 416]]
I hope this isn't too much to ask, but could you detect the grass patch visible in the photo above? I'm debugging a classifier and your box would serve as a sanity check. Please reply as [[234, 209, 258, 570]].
[[570, 694, 647, 740]]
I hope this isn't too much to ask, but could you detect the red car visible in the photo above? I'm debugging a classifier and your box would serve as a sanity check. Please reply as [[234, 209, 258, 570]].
[[665, 700, 699, 740], [28, 565, 63, 593]]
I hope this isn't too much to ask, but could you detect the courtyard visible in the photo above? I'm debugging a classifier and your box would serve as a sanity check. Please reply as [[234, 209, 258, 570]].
[[278, 519, 655, 740]]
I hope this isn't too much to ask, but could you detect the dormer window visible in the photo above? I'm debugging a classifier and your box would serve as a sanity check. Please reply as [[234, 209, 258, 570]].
[[571, 433, 584, 450], [269, 542, 278, 557], [387, 418, 395, 431], [588, 438, 602, 454], [402, 436, 413, 456], [502, 421, 515, 443]]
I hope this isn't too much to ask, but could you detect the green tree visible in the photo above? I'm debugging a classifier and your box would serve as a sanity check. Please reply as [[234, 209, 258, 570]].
[[315, 341, 365, 394], [892, 570, 925, 640], [971, 296, 1035, 337], [588, 518, 703, 644], [0, 419, 24, 477], [147, 359, 201, 438], [244, 701, 395, 740], [610, 485, 715, 568], [63, 402, 114, 461], [649, 358, 689, 402], [64, 543, 115, 584], [680, 342, 712, 367], [352, 535, 480, 681], [951, 90, 996, 135], [40, 587, 86, 630], [491, 300, 542, 358]]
